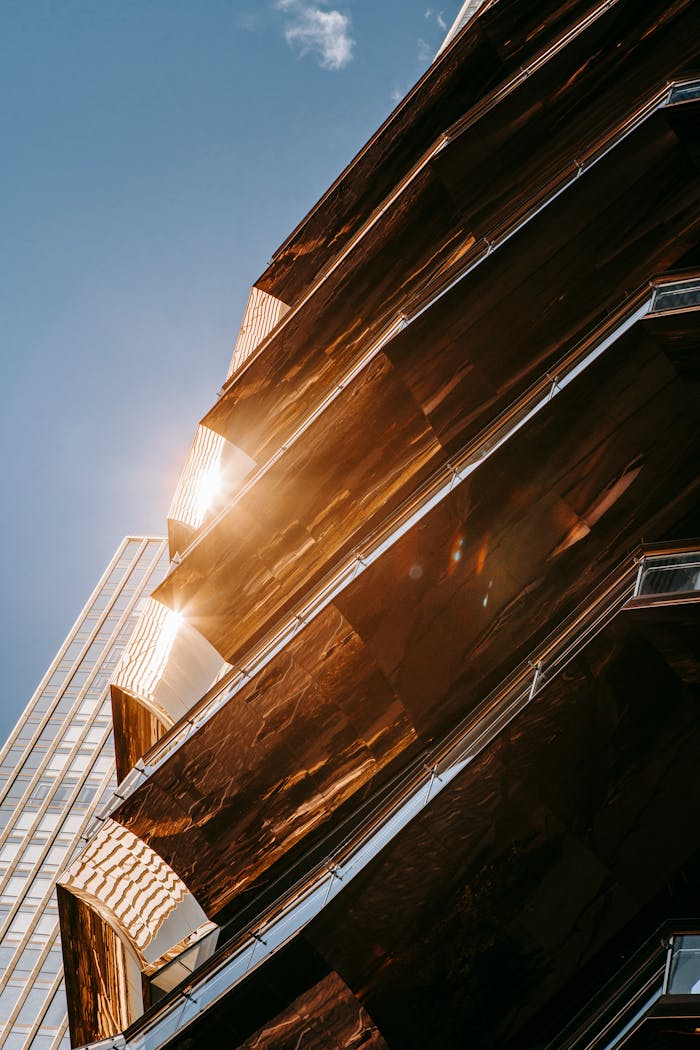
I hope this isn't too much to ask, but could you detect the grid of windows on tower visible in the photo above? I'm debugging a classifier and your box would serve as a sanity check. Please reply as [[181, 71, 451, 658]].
[[0, 537, 169, 1050]]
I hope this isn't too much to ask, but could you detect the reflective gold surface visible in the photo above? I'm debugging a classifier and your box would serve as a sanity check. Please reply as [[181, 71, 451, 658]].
[[115, 604, 417, 917], [111, 684, 169, 785], [157, 97, 700, 668], [299, 599, 700, 1049], [115, 310, 700, 931], [58, 885, 143, 1047], [60, 1, 700, 1043]]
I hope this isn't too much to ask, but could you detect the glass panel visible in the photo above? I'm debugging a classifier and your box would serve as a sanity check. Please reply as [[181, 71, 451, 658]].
[[3, 1033, 28, 1050], [39, 813, 60, 833], [13, 946, 43, 974], [29, 1034, 56, 1050], [639, 553, 700, 596], [20, 843, 44, 865], [0, 841, 22, 862], [36, 912, 58, 936], [9, 908, 34, 934], [668, 937, 700, 994], [3, 779, 29, 804], [26, 877, 53, 901], [675, 935, 700, 950], [3, 876, 27, 899], [40, 986, 67, 1028], [15, 984, 52, 1025], [652, 284, 700, 313], [0, 981, 23, 1021], [669, 81, 700, 104], [30, 780, 52, 802]]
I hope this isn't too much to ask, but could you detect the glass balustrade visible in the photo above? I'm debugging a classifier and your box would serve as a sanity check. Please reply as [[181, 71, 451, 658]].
[[637, 552, 700, 597], [665, 935, 700, 995], [76, 550, 700, 1050]]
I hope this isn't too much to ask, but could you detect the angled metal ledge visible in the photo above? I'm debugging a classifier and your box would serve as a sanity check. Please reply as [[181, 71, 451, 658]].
[[87, 271, 700, 825], [71, 541, 700, 1050]]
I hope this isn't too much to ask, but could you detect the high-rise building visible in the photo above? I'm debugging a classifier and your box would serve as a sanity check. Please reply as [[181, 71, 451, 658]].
[[0, 538, 168, 1050], [57, 0, 700, 1047]]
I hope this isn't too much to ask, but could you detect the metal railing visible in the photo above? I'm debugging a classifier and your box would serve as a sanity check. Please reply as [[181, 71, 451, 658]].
[[82, 266, 700, 845], [551, 923, 700, 1049], [74, 541, 700, 1050]]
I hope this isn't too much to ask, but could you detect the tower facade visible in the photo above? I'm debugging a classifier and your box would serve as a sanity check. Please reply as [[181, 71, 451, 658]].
[[57, 1, 700, 1047], [0, 538, 168, 1050]]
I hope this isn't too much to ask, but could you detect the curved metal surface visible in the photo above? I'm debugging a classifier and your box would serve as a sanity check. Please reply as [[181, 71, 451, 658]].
[[70, 544, 700, 1050]]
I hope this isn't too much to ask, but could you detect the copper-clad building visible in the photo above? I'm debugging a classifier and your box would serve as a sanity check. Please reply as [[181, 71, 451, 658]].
[[58, 2, 700, 1047]]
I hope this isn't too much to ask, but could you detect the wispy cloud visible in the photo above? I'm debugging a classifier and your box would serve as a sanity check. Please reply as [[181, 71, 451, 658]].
[[425, 8, 447, 30], [418, 7, 449, 64], [276, 1, 355, 71], [417, 37, 433, 63]]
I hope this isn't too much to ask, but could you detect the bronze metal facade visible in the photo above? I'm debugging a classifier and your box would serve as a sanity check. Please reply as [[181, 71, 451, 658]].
[[58, 2, 700, 1046]]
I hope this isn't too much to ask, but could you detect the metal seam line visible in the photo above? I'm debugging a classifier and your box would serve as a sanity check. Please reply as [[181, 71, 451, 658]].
[[75, 546, 693, 1050], [101, 291, 654, 819], [178, 74, 688, 567]]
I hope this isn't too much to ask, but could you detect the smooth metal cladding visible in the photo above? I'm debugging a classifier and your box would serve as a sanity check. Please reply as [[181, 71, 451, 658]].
[[0, 538, 168, 1050]]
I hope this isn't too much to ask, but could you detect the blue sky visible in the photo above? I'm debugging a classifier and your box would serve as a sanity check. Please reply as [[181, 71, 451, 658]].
[[0, 0, 463, 740]]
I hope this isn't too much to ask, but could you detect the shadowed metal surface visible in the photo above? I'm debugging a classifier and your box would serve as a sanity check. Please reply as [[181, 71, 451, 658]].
[[294, 599, 700, 1048], [157, 98, 700, 666], [255, 0, 633, 306], [201, 0, 700, 481], [58, 1, 700, 1044], [112, 308, 700, 924]]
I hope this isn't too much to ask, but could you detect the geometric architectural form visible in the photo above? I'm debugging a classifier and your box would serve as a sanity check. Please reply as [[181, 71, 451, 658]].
[[59, 1, 700, 1046], [59, 820, 211, 968], [226, 286, 290, 380], [166, 425, 256, 559], [109, 597, 227, 780], [0, 537, 168, 1050], [437, 0, 490, 56]]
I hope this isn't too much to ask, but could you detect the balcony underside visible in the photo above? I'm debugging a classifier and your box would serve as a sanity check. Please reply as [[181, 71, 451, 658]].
[[255, 0, 697, 307], [204, 0, 700, 472], [115, 308, 700, 923], [621, 997, 700, 1047], [148, 595, 700, 1049], [157, 102, 700, 669], [111, 686, 170, 785]]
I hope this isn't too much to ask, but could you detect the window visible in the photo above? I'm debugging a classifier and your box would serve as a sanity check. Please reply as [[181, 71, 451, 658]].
[[26, 876, 52, 902], [0, 841, 21, 863], [69, 754, 90, 774], [29, 1033, 56, 1050], [35, 912, 57, 936], [19, 843, 43, 865], [8, 908, 34, 934], [47, 752, 70, 773], [29, 780, 52, 802], [12, 811, 34, 832], [2, 876, 27, 900], [60, 814, 83, 835], [44, 846, 66, 868], [0, 980, 23, 1022], [14, 946, 42, 974], [15, 985, 51, 1027], [50, 780, 78, 804]]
